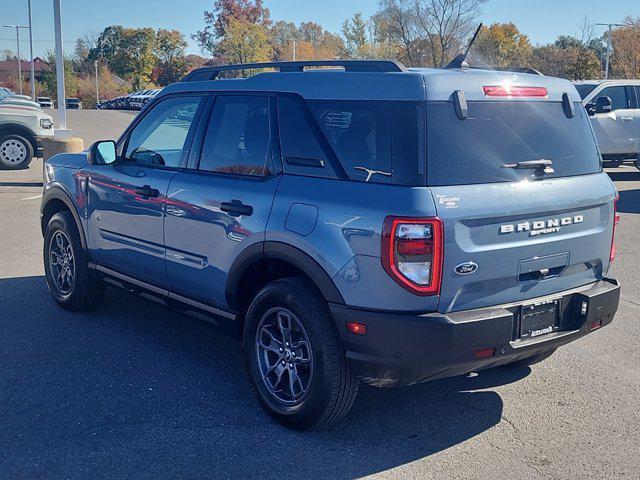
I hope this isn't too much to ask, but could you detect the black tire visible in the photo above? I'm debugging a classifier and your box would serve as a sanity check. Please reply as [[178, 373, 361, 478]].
[[243, 277, 359, 430], [510, 348, 557, 368], [0, 133, 34, 169], [44, 211, 104, 311]]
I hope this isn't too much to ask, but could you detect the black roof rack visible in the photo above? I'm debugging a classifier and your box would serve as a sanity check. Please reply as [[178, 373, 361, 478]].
[[181, 60, 407, 81]]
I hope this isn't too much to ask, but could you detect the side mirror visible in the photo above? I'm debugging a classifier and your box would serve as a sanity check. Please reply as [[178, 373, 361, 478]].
[[89, 140, 117, 165], [595, 96, 612, 114], [585, 102, 596, 116]]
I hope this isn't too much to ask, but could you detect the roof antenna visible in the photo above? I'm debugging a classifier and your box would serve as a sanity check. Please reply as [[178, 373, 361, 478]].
[[445, 23, 483, 69]]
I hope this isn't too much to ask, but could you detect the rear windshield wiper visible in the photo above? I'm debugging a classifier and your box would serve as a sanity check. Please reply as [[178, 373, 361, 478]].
[[502, 159, 555, 175]]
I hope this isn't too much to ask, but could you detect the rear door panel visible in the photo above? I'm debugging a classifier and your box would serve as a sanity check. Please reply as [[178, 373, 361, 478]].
[[431, 173, 616, 313]]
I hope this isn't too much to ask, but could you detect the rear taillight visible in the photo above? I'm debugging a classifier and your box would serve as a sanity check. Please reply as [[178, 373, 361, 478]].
[[381, 217, 443, 296], [483, 85, 548, 97], [610, 194, 620, 263]]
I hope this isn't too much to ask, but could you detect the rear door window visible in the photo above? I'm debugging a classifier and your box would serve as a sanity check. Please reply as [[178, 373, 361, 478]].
[[199, 95, 271, 177], [426, 101, 601, 186]]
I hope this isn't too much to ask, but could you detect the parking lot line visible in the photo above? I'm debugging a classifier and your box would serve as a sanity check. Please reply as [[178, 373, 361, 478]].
[[20, 194, 42, 201]]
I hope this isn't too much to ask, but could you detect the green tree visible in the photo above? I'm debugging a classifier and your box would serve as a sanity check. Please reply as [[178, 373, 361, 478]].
[[39, 52, 78, 100], [216, 18, 272, 70], [341, 13, 368, 57], [194, 0, 271, 59], [91, 26, 157, 89], [154, 29, 190, 85], [472, 23, 532, 68]]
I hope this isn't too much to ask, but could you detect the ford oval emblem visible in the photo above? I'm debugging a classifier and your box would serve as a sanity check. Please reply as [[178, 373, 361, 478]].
[[454, 261, 478, 275]]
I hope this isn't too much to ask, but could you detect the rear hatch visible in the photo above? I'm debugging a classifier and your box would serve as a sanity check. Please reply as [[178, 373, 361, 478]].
[[426, 81, 616, 313]]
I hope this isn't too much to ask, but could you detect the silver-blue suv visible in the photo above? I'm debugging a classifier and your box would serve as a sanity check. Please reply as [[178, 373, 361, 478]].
[[41, 60, 621, 430]]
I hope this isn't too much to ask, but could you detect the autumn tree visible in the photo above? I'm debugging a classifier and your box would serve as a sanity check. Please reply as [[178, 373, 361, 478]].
[[610, 17, 640, 79], [530, 43, 601, 80], [270, 20, 344, 61], [471, 23, 532, 68], [376, 0, 486, 67]]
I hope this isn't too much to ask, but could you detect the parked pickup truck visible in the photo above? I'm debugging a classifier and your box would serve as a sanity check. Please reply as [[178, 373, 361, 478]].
[[0, 102, 54, 169], [575, 80, 640, 168]]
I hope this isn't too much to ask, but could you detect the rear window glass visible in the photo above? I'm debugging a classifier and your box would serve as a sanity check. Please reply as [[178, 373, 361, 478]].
[[307, 100, 425, 185], [426, 101, 601, 186]]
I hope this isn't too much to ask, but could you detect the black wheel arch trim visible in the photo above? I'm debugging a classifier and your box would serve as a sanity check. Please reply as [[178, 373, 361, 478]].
[[225, 241, 345, 310], [41, 184, 89, 252], [0, 123, 38, 153]]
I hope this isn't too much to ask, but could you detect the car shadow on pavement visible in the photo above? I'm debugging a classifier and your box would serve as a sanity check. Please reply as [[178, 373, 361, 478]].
[[606, 169, 640, 182], [617, 188, 640, 214], [0, 275, 529, 479]]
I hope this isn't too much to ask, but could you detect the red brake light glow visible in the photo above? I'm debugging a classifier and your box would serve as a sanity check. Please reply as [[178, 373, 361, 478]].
[[381, 217, 443, 296], [483, 85, 548, 97], [610, 194, 620, 263]]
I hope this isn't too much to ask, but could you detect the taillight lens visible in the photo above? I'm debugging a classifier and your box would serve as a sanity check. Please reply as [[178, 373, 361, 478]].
[[381, 217, 443, 296], [483, 85, 548, 97], [610, 194, 620, 263]]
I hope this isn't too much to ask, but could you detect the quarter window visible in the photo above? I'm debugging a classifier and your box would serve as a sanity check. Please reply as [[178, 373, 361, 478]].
[[277, 95, 338, 178], [309, 100, 393, 184], [199, 96, 271, 177], [124, 95, 203, 167]]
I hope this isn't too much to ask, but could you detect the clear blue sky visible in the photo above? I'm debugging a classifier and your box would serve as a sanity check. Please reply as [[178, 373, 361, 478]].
[[0, 0, 636, 59]]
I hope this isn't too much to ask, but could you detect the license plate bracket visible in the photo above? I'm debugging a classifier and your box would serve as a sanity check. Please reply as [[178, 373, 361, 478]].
[[520, 299, 560, 339]]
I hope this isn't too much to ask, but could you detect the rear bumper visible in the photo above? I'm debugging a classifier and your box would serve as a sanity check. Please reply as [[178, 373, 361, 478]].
[[330, 278, 620, 387]]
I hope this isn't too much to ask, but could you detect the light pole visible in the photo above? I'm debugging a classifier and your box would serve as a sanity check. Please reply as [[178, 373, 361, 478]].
[[596, 22, 624, 80], [27, 0, 36, 100], [53, 0, 71, 137], [94, 60, 99, 105], [3, 24, 29, 95]]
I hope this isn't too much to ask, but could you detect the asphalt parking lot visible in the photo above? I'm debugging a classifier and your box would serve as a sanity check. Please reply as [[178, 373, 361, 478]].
[[1, 110, 639, 479]]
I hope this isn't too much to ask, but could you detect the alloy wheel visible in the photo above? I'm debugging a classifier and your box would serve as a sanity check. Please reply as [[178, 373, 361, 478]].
[[48, 231, 75, 295], [255, 307, 313, 404]]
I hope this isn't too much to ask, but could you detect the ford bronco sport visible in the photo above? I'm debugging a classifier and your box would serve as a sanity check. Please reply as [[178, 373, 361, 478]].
[[41, 60, 621, 430]]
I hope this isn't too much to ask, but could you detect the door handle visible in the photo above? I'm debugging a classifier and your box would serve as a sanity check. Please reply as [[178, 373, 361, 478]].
[[621, 117, 633, 122], [134, 185, 159, 198], [220, 199, 253, 217]]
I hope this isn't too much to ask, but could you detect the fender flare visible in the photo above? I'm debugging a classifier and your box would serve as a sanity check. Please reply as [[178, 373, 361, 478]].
[[41, 184, 89, 252], [0, 123, 38, 153], [225, 241, 345, 310]]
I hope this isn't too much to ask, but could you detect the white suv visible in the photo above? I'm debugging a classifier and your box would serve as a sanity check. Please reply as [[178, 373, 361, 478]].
[[0, 101, 54, 169], [575, 80, 640, 168]]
